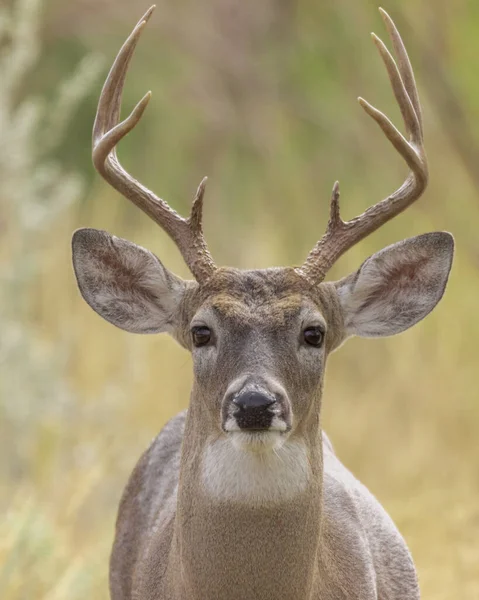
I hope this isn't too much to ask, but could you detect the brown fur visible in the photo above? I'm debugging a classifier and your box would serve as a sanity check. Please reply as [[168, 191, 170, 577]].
[[71, 228, 454, 600], [175, 268, 345, 353], [106, 267, 413, 600]]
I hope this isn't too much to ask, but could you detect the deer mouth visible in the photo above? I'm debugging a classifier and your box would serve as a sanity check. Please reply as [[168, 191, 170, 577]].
[[223, 412, 291, 453], [223, 412, 291, 435]]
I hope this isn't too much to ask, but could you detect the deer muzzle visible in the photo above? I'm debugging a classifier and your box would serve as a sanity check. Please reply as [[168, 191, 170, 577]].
[[221, 377, 291, 436]]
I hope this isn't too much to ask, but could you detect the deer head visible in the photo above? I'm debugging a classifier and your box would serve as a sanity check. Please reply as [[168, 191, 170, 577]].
[[72, 6, 453, 462]]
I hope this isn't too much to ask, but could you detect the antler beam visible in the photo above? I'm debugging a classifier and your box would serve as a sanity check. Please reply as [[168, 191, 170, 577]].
[[297, 8, 428, 284], [92, 5, 216, 282]]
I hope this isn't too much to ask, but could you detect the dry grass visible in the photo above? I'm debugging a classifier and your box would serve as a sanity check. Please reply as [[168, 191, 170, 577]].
[[1, 0, 478, 597]]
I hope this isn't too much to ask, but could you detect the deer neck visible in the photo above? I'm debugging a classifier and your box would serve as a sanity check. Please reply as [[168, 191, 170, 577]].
[[170, 397, 324, 600]]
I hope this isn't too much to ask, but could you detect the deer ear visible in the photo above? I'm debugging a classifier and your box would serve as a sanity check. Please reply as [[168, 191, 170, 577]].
[[72, 228, 188, 334], [336, 232, 454, 338]]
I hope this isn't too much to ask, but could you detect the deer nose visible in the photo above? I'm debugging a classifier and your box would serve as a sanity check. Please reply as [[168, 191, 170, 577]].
[[232, 391, 276, 430], [233, 391, 276, 411]]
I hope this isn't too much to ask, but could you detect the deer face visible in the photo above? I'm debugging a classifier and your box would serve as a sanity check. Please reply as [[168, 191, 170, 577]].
[[72, 229, 453, 453], [176, 267, 344, 451]]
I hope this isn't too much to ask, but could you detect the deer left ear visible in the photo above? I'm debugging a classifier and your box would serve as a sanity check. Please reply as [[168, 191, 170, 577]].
[[72, 228, 189, 334], [335, 232, 454, 338]]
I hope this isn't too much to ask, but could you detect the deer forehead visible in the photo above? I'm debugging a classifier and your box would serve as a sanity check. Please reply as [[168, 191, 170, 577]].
[[209, 293, 304, 325], [183, 268, 344, 337]]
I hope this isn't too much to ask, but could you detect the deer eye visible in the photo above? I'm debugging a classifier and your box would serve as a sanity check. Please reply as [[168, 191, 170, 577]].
[[303, 326, 324, 347], [191, 326, 212, 347]]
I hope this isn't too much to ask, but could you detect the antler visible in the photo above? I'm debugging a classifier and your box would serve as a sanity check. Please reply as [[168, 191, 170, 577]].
[[92, 5, 216, 282], [297, 8, 428, 285]]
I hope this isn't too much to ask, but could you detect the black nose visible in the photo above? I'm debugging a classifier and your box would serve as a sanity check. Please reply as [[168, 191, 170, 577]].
[[232, 391, 275, 430], [233, 391, 275, 411]]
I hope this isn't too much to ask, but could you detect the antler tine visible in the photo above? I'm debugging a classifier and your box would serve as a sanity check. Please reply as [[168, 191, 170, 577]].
[[297, 8, 428, 285], [93, 8, 153, 147], [92, 5, 216, 282], [379, 7, 423, 140]]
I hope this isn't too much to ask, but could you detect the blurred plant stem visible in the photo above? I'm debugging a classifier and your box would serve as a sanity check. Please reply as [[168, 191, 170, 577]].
[[0, 0, 103, 475]]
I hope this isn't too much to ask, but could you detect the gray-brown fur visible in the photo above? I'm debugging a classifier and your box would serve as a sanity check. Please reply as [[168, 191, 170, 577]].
[[72, 228, 453, 600], [110, 411, 418, 600], [71, 7, 456, 599]]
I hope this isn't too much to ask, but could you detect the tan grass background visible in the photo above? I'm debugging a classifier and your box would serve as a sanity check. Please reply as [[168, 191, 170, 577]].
[[1, 0, 478, 597]]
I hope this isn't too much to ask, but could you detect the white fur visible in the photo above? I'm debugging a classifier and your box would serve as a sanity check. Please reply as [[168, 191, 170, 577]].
[[223, 415, 288, 433], [202, 436, 311, 504], [270, 415, 288, 432]]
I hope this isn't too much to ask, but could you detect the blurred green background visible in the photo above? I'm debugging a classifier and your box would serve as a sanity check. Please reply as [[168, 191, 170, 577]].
[[1, 0, 478, 597]]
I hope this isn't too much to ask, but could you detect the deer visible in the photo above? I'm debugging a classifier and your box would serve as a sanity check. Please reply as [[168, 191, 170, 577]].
[[72, 5, 454, 600]]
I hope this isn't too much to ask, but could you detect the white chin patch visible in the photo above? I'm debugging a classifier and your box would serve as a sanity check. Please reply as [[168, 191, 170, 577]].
[[223, 416, 288, 437], [230, 430, 284, 451], [201, 436, 311, 504]]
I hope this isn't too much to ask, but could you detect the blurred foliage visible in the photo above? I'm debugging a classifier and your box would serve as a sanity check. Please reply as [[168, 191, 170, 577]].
[[1, 0, 478, 598]]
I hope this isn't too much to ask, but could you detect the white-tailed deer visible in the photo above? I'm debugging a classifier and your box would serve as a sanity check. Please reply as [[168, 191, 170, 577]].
[[72, 6, 454, 599]]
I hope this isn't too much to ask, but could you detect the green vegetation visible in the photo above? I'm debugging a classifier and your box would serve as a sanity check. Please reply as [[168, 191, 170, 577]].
[[1, 0, 478, 597]]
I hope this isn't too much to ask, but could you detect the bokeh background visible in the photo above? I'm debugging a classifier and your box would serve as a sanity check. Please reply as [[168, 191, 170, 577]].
[[1, 0, 478, 597]]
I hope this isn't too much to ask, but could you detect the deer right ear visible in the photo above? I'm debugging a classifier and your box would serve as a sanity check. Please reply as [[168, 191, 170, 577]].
[[335, 232, 454, 338], [72, 228, 189, 334]]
